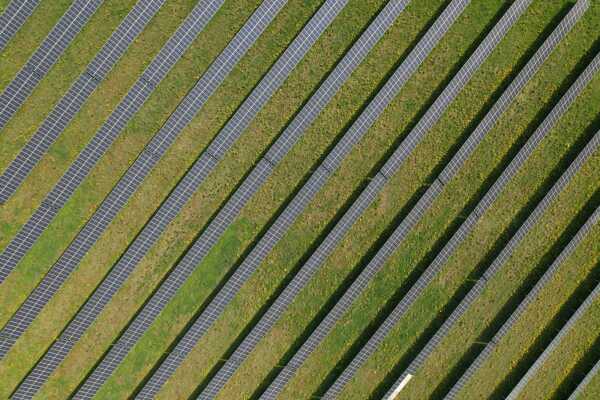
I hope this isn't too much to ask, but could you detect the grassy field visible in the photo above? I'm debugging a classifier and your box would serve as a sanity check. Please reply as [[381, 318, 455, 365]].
[[0, 1, 599, 399]]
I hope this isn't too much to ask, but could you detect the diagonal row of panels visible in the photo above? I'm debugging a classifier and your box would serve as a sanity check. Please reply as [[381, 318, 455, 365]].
[[270, 2, 592, 398], [70, 0, 436, 396], [193, 0, 536, 397], [0, 0, 227, 284], [0, 0, 41, 52], [445, 199, 600, 399], [257, 0, 582, 397], [8, 0, 298, 397], [67, 2, 465, 397], [0, 0, 168, 203], [0, 0, 104, 131]]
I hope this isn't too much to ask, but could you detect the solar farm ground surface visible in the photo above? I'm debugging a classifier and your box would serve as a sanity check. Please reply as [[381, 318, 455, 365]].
[[0, 1, 599, 399]]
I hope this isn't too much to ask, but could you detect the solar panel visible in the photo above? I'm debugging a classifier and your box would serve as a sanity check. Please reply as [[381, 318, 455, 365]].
[[0, 0, 104, 131], [0, 0, 167, 204], [135, 2, 412, 398], [379, 49, 599, 400], [1, 0, 337, 376], [444, 199, 600, 400], [568, 355, 600, 400], [0, 0, 41, 52], [506, 278, 600, 399], [177, 1, 472, 398], [0, 0, 226, 285]]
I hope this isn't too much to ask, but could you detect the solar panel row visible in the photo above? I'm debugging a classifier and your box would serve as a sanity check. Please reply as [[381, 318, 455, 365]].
[[0, 0, 226, 285], [0, 0, 167, 204], [506, 265, 600, 399], [445, 197, 600, 400], [0, 0, 298, 362], [2, 0, 341, 392], [381, 47, 600, 400], [187, 1, 472, 398], [0, 0, 104, 131], [135, 2, 412, 398], [568, 354, 600, 400], [0, 0, 41, 52]]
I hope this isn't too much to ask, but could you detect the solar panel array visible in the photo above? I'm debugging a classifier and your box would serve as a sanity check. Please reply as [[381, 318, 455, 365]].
[[2, 2, 597, 400], [2, 0, 340, 392], [506, 273, 600, 399], [0, 0, 296, 364], [66, 1, 419, 398], [0, 0, 167, 204], [8, 0, 293, 396], [445, 198, 600, 400], [403, 129, 599, 400], [568, 354, 600, 400], [0, 0, 41, 52], [380, 47, 600, 400], [257, 1, 542, 397], [135, 2, 412, 398], [0, 0, 104, 131], [189, 1, 472, 398], [0, 0, 227, 285]]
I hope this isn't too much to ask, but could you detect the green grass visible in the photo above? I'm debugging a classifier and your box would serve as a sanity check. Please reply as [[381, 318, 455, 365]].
[[1, 1, 599, 399]]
